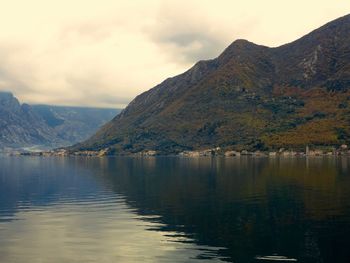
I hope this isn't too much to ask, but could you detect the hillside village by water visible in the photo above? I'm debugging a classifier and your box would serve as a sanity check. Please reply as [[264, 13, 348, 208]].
[[9, 144, 350, 157]]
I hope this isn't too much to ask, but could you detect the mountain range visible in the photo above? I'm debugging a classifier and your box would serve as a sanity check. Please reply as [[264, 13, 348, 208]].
[[70, 14, 350, 155], [0, 92, 119, 150]]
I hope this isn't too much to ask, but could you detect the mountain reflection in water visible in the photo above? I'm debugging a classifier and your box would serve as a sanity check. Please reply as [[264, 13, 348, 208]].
[[0, 156, 349, 263]]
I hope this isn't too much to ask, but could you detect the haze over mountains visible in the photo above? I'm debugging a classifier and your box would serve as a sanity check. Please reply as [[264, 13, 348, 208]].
[[0, 92, 119, 150], [72, 14, 350, 154]]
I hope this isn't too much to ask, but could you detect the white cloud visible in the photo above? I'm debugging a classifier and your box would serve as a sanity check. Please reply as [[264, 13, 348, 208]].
[[0, 0, 349, 108]]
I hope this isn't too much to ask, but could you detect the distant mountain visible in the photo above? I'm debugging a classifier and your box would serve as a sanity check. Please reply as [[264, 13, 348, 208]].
[[31, 105, 119, 146], [0, 92, 120, 150], [73, 14, 350, 154], [0, 92, 60, 149]]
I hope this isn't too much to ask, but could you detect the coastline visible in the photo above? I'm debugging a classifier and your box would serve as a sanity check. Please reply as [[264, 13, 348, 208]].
[[4, 145, 350, 158]]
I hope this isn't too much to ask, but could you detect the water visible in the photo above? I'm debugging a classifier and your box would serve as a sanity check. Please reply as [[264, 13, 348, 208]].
[[0, 156, 350, 263]]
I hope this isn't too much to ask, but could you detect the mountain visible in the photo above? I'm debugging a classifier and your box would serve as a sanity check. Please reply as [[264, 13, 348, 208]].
[[72, 14, 350, 154], [0, 92, 120, 150], [31, 105, 119, 146], [0, 92, 60, 148]]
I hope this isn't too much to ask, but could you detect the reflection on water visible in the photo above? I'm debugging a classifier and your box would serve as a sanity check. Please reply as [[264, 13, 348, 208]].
[[0, 156, 350, 262]]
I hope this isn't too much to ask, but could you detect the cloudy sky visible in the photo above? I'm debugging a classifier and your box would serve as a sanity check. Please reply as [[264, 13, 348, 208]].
[[0, 0, 349, 108]]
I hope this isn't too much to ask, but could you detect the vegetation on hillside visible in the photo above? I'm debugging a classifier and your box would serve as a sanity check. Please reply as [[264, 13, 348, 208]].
[[72, 14, 350, 154]]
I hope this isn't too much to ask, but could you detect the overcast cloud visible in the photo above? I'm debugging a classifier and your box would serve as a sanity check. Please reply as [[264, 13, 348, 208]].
[[0, 0, 349, 108]]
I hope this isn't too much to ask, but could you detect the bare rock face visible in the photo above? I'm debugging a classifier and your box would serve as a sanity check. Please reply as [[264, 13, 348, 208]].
[[73, 15, 350, 154], [0, 92, 120, 150], [0, 92, 59, 148]]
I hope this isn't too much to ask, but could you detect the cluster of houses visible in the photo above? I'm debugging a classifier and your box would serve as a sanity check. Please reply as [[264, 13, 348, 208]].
[[15, 148, 106, 157], [179, 145, 350, 158], [8, 144, 350, 157]]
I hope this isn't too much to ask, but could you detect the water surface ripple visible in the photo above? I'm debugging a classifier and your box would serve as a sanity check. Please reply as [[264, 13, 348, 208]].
[[0, 156, 349, 262]]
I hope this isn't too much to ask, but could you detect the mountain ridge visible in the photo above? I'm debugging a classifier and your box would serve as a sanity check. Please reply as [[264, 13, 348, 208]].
[[0, 92, 120, 150], [71, 14, 350, 154]]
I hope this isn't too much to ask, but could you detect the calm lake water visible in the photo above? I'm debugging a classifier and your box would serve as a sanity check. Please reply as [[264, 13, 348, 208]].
[[0, 156, 350, 263]]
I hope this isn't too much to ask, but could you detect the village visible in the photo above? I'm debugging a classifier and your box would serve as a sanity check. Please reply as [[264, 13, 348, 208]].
[[10, 144, 350, 157], [178, 144, 350, 157]]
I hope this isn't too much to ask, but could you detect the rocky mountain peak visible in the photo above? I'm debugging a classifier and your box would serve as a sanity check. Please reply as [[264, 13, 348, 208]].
[[72, 15, 350, 154], [0, 91, 21, 111], [0, 92, 120, 150]]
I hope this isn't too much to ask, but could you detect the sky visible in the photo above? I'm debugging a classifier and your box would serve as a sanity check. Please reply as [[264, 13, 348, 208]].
[[0, 0, 349, 108]]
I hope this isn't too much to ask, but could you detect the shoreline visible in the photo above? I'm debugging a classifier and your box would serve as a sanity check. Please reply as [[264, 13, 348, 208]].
[[2, 144, 350, 158], [3, 150, 350, 158]]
